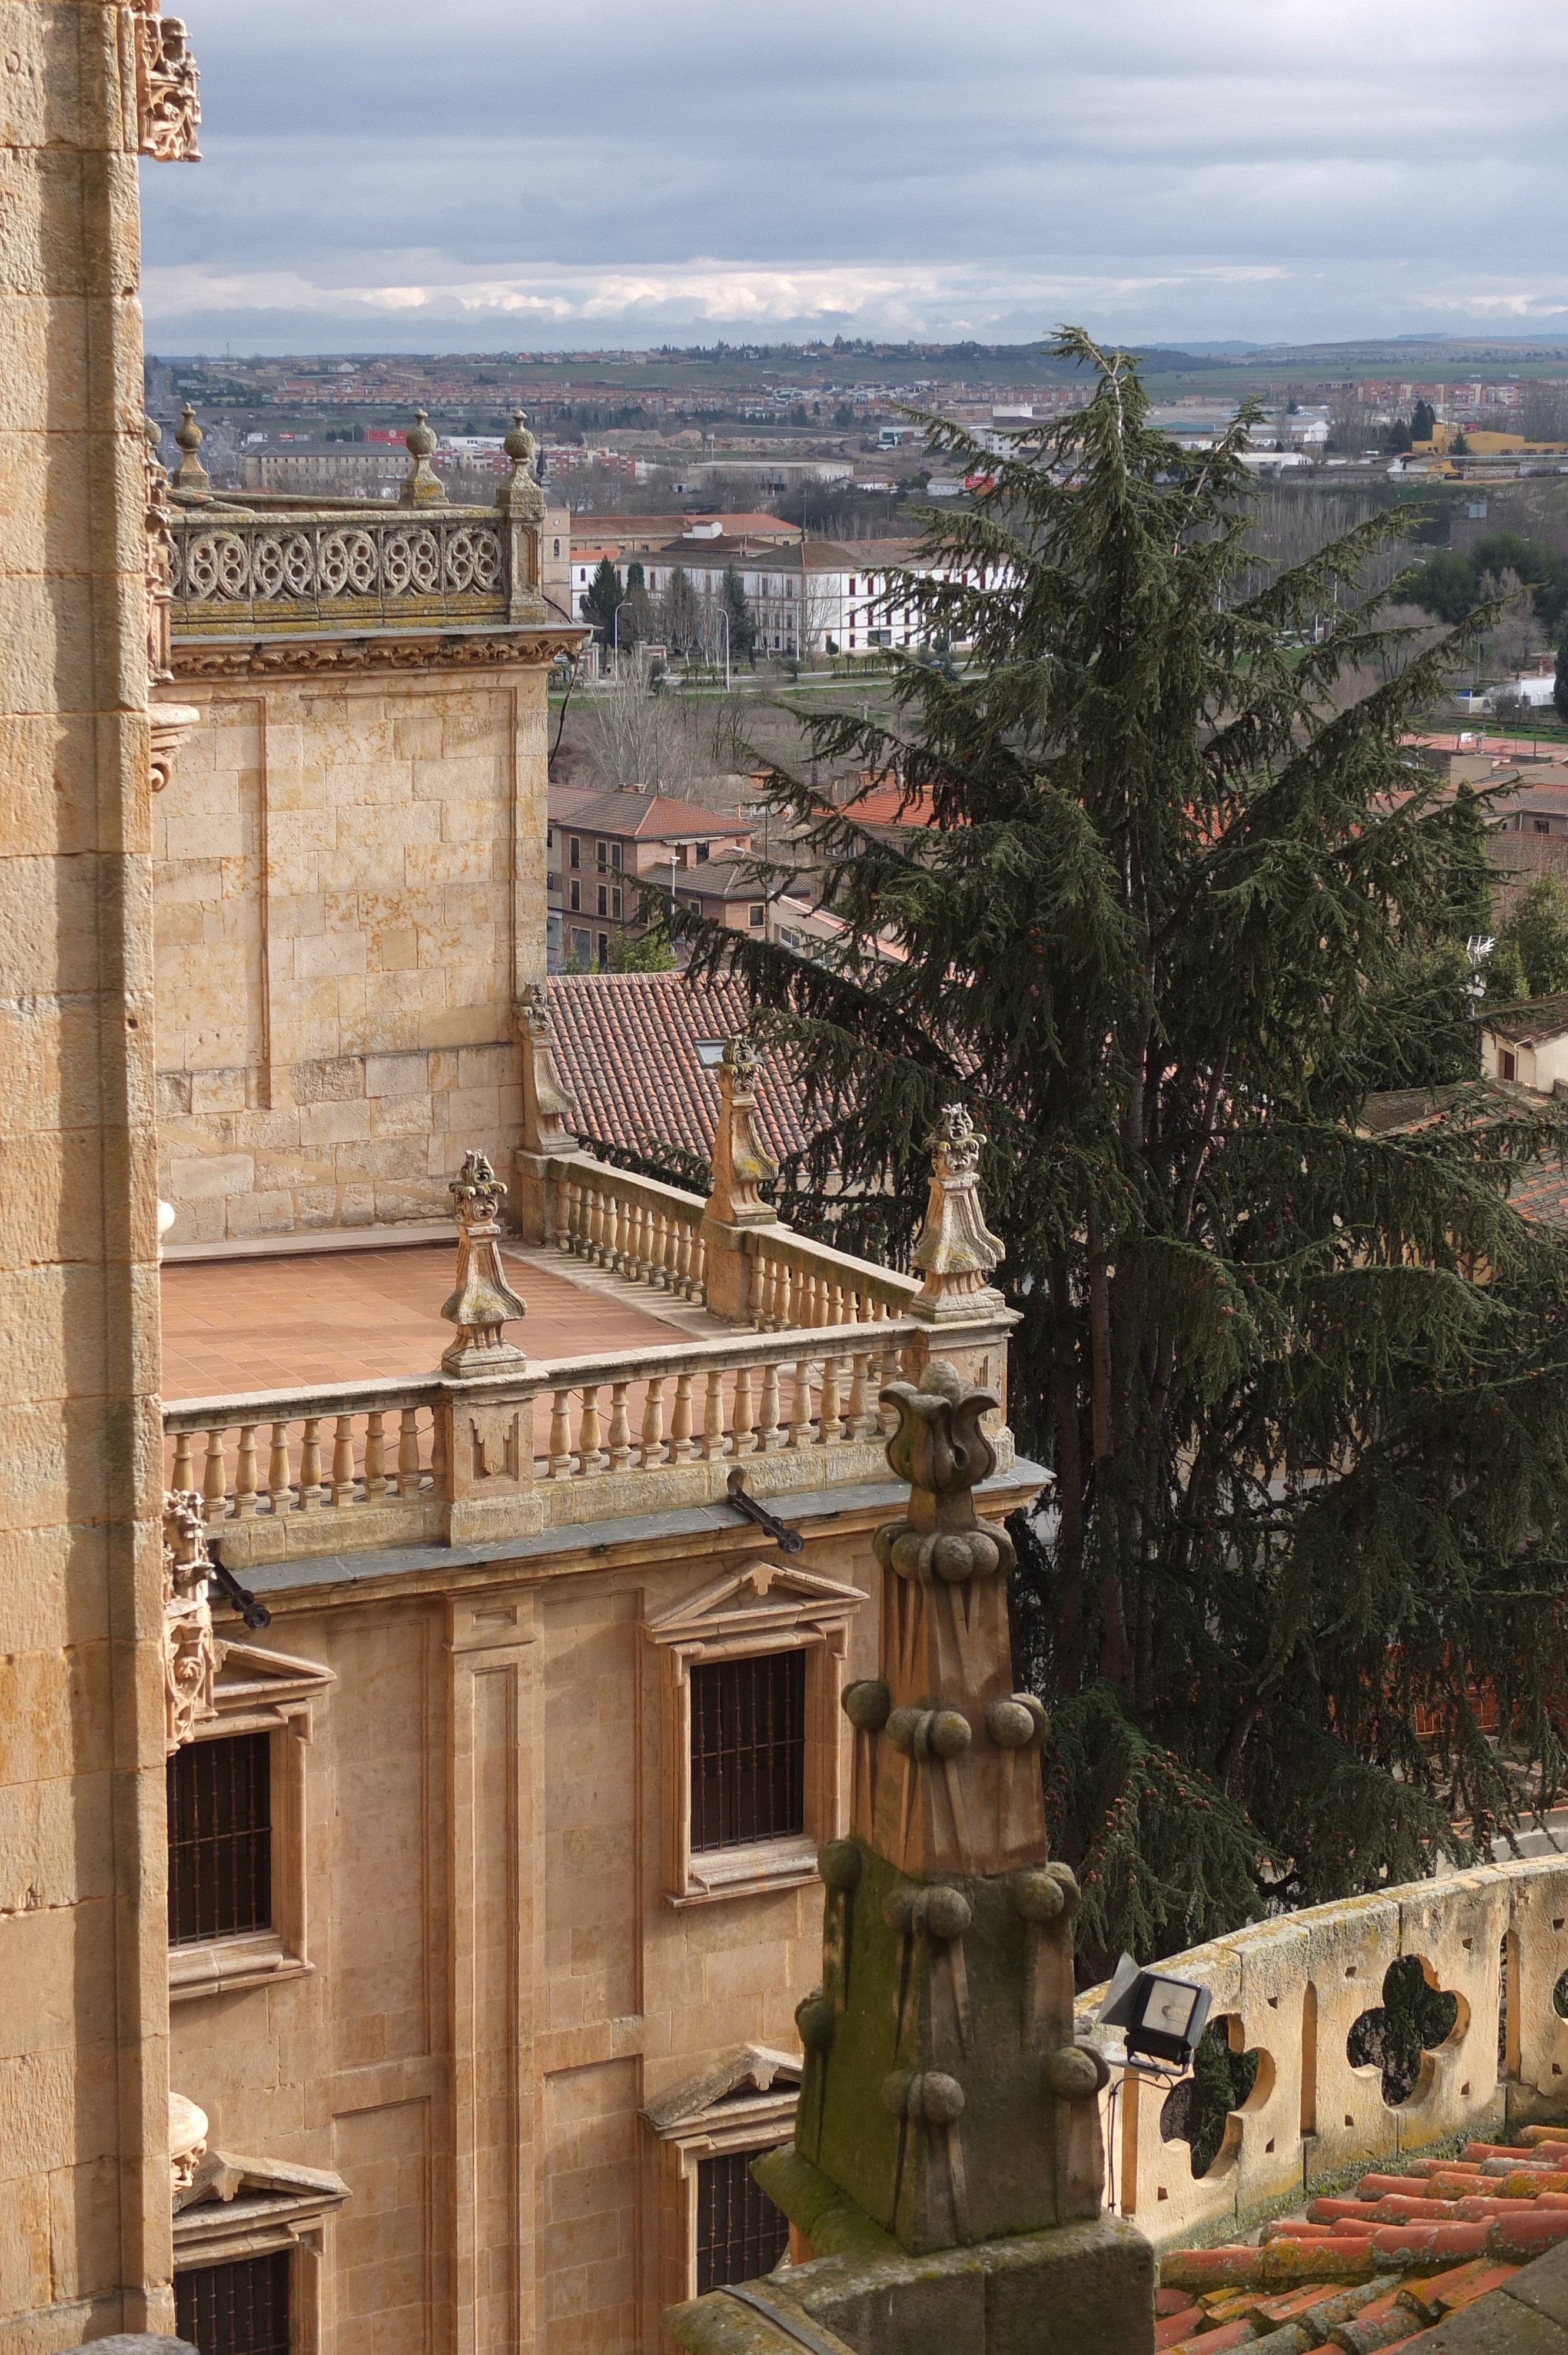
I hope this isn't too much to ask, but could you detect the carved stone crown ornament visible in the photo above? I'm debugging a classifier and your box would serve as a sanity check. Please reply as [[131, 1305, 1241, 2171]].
[[911, 1102, 1006, 1318], [706, 1035, 779, 1228], [441, 1150, 528, 1372], [162, 1490, 221, 1754], [130, 0, 201, 164]]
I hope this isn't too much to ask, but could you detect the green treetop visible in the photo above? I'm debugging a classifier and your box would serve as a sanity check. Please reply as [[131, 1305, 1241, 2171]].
[[670, 329, 1568, 1976]]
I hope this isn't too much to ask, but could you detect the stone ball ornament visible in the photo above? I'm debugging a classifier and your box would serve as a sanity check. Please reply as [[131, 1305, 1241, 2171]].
[[881, 2069, 966, 2125], [985, 1694, 1048, 1750], [796, 1991, 837, 2052], [886, 1703, 973, 1761], [874, 1519, 1017, 1588], [882, 1881, 974, 1942], [841, 1676, 892, 1733], [818, 1839, 863, 1892], [1041, 2042, 1111, 2101], [1011, 1862, 1082, 1923]]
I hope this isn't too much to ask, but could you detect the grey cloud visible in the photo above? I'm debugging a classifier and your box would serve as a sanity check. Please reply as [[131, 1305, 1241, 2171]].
[[140, 0, 1568, 349]]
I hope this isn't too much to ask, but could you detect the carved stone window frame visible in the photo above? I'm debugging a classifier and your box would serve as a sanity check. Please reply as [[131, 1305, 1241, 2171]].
[[169, 1640, 334, 2004], [645, 1560, 863, 1907], [642, 2048, 802, 2312], [174, 2154, 350, 2355]]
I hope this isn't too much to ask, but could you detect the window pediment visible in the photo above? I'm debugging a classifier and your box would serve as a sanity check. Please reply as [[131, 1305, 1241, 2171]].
[[646, 1559, 863, 1657], [643, 2044, 803, 2143], [174, 2148, 350, 2257]]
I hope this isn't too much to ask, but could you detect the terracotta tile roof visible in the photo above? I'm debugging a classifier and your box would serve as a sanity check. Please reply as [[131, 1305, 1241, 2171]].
[[1487, 993, 1568, 1047], [1154, 2128, 1568, 2345], [547, 785, 751, 842], [546, 972, 811, 1168]]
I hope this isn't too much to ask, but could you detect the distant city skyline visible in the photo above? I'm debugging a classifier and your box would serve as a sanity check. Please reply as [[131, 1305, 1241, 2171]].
[[141, 0, 1568, 355]]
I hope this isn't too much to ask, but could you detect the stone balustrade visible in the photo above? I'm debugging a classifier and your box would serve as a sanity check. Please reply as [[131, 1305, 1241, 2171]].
[[158, 1308, 1018, 1565], [544, 1150, 921, 1328], [168, 505, 522, 635], [1074, 1858, 1568, 2252]]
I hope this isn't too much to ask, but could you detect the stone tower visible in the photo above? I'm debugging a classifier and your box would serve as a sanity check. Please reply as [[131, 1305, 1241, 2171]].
[[665, 1356, 1154, 2354]]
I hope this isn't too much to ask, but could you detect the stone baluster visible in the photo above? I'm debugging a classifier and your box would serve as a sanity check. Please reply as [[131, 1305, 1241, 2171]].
[[651, 1209, 670, 1288], [624, 1200, 645, 1282], [758, 1362, 783, 1452], [675, 1219, 694, 1299], [732, 1365, 756, 1455], [330, 1414, 356, 1506], [555, 1173, 578, 1253], [269, 1421, 293, 1512], [202, 1428, 227, 1521], [607, 1383, 632, 1472], [584, 1178, 603, 1263], [397, 1408, 421, 1495], [820, 1355, 844, 1443], [788, 1356, 815, 1450], [234, 1425, 258, 1517], [608, 1193, 627, 1276], [548, 1389, 573, 1478], [641, 1376, 666, 1468], [431, 1411, 450, 1494], [298, 1417, 323, 1509], [701, 1370, 726, 1460], [171, 1430, 194, 1495], [669, 1372, 694, 1463], [579, 1384, 603, 1474], [848, 1352, 872, 1438], [363, 1411, 387, 1499], [692, 1230, 707, 1302]]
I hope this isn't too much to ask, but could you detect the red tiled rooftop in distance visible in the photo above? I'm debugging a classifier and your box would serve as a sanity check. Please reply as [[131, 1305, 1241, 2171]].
[[159, 1244, 682, 1401]]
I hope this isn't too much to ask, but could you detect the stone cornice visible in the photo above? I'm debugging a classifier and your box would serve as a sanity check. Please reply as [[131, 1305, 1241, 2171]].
[[169, 625, 584, 681]]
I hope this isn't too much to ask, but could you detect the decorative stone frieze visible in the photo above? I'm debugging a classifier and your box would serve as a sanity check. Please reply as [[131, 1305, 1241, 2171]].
[[145, 419, 175, 684], [910, 1103, 1006, 1319], [706, 1037, 779, 1228], [441, 1150, 528, 1372], [131, 3, 201, 162], [162, 1490, 220, 1754], [169, 626, 582, 678]]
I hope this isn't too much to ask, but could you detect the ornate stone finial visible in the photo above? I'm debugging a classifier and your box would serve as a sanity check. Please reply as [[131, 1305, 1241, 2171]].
[[169, 2091, 209, 2198], [400, 409, 444, 507], [746, 1355, 1109, 2278], [132, 4, 201, 163], [517, 980, 578, 1156], [911, 1104, 1005, 1319], [706, 1036, 779, 1229], [504, 409, 537, 473], [144, 418, 175, 683], [162, 1490, 221, 1755], [171, 403, 210, 499], [440, 1150, 528, 1372]]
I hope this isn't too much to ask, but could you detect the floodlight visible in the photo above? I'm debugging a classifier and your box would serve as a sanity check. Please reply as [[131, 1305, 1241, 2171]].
[[1095, 1952, 1212, 2071]]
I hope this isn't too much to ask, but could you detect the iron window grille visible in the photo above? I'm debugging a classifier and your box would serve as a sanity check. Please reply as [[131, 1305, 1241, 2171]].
[[689, 1651, 805, 1854], [167, 1729, 273, 1945], [176, 2251, 290, 2355], [695, 2150, 790, 2293]]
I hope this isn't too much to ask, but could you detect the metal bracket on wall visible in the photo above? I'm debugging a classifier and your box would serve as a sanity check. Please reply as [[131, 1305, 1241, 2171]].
[[725, 1467, 805, 1555]]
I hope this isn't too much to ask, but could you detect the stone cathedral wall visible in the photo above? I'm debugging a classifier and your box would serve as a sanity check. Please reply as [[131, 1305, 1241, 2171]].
[[151, 664, 550, 1242]]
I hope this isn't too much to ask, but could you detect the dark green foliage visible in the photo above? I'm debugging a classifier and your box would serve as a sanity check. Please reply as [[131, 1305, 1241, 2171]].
[[1413, 400, 1437, 442], [1346, 1955, 1459, 2105], [581, 554, 623, 639], [1407, 533, 1568, 632], [723, 564, 758, 663], [1160, 2023, 1260, 2178], [1486, 874, 1568, 1003], [1555, 642, 1568, 727], [663, 330, 1568, 1979]]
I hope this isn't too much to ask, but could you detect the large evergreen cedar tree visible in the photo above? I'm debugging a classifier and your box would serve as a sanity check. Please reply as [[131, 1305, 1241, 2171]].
[[667, 333, 1568, 1980]]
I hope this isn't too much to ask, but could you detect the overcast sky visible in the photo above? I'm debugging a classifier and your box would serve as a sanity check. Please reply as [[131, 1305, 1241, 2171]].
[[141, 0, 1568, 356]]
